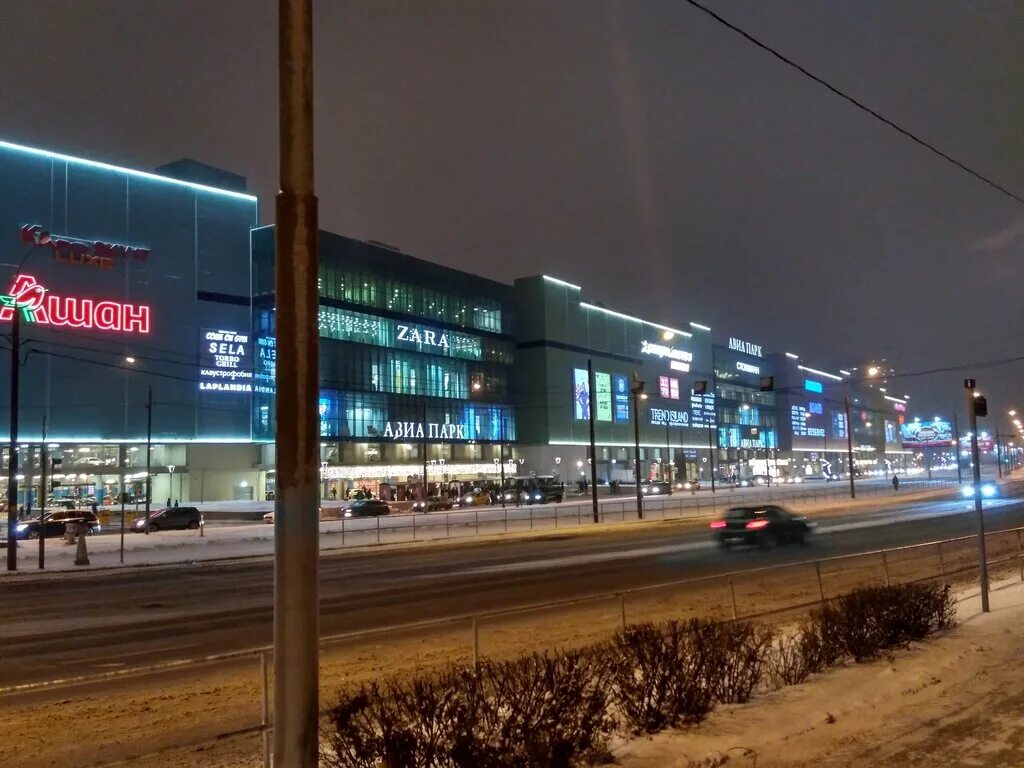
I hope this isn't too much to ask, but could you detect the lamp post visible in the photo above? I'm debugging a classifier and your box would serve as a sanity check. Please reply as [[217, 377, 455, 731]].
[[966, 379, 989, 612], [630, 374, 646, 520]]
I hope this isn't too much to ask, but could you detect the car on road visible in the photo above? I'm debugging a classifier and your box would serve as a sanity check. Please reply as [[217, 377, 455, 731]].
[[640, 480, 672, 496], [710, 506, 813, 549], [412, 496, 454, 512], [961, 482, 999, 499], [15, 510, 101, 539], [130, 506, 203, 532], [457, 490, 492, 507], [675, 479, 700, 492], [342, 499, 390, 518]]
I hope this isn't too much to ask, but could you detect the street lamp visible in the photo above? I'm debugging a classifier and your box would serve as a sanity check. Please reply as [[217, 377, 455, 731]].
[[867, 366, 880, 377], [630, 374, 646, 520]]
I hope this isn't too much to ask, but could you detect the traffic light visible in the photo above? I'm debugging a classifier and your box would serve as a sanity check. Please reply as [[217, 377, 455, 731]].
[[975, 396, 988, 418]]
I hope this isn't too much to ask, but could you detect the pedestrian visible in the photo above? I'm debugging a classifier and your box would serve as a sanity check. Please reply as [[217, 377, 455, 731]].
[[892, 474, 900, 492], [17, 505, 24, 521], [330, 486, 337, 500], [166, 497, 171, 508], [173, 499, 179, 508]]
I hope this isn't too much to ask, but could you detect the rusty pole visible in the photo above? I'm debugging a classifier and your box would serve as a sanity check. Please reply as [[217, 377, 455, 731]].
[[274, 0, 320, 765]]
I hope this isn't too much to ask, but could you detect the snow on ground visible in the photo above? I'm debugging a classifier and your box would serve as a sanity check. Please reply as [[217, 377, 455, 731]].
[[615, 578, 1024, 768]]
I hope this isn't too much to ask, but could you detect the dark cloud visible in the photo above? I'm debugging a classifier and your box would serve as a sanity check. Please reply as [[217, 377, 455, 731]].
[[1, 0, 1022, 421]]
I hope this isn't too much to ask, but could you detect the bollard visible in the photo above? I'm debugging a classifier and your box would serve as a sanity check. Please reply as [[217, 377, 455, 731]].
[[881, 550, 890, 587], [63, 525, 76, 546], [728, 576, 739, 620], [73, 524, 90, 566]]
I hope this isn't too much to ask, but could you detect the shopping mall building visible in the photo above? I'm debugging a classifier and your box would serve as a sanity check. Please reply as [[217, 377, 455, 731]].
[[0, 138, 911, 505]]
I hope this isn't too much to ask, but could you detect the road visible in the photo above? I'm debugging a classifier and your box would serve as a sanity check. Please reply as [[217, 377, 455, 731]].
[[1, 484, 1020, 691]]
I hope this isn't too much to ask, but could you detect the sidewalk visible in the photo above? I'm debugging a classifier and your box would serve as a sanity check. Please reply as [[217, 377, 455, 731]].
[[0, 481, 970, 575], [615, 578, 1024, 767]]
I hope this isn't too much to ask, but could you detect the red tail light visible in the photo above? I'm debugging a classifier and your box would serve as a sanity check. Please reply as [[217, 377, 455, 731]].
[[709, 520, 727, 529], [745, 519, 769, 530]]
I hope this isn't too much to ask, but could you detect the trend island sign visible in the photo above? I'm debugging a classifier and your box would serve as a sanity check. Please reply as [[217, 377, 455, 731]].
[[0, 274, 150, 334]]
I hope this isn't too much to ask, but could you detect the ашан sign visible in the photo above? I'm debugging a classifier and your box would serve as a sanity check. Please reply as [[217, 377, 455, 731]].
[[0, 274, 150, 334]]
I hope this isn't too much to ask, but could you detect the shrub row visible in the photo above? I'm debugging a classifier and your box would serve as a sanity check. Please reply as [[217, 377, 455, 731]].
[[321, 582, 955, 768]]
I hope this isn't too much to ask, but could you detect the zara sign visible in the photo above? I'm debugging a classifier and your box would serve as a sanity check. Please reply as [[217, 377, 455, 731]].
[[396, 323, 449, 349]]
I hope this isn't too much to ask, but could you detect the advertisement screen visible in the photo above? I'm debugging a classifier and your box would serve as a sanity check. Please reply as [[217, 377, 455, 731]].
[[690, 391, 716, 429], [613, 374, 630, 422], [595, 372, 613, 422], [199, 328, 252, 394], [901, 420, 954, 447], [832, 411, 848, 440], [572, 368, 590, 420]]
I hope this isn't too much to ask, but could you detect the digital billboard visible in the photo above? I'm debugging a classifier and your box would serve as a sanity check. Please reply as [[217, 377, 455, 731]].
[[572, 368, 590, 420], [595, 372, 613, 422], [900, 420, 953, 447], [613, 374, 630, 422]]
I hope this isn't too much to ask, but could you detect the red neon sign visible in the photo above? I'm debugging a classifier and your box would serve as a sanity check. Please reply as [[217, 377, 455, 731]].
[[0, 274, 150, 334]]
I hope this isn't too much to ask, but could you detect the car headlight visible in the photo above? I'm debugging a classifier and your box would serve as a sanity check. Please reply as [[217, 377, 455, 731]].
[[344, 510, 352, 518], [961, 485, 974, 498], [982, 483, 997, 498], [641, 487, 649, 494], [15, 523, 28, 532], [651, 487, 660, 493], [533, 494, 542, 500]]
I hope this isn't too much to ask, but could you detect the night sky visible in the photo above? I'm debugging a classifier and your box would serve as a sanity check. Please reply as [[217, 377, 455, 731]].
[[3, 1, 1022, 425]]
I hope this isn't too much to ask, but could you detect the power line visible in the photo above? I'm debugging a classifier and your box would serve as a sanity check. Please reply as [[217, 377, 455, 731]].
[[682, 0, 1024, 207]]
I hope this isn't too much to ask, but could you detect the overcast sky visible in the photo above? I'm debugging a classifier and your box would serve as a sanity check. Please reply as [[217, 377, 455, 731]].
[[2, 0, 1022, 423]]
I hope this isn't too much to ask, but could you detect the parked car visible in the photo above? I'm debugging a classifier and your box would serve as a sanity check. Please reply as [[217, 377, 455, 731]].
[[412, 496, 454, 512], [15, 510, 101, 539], [640, 480, 672, 496], [130, 506, 203, 532], [710, 506, 813, 549], [458, 490, 491, 507], [342, 499, 390, 518]]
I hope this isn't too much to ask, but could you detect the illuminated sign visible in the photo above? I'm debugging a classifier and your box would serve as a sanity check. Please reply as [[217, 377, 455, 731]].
[[20, 224, 149, 269], [804, 379, 823, 394], [641, 340, 692, 370], [379, 421, 468, 440], [254, 336, 276, 394], [613, 374, 630, 422], [658, 376, 681, 400], [595, 372, 613, 422], [199, 328, 252, 394], [0, 274, 150, 333], [736, 361, 761, 375], [728, 337, 763, 357], [573, 368, 590, 420], [650, 407, 690, 428], [396, 323, 449, 349], [690, 391, 716, 429], [791, 405, 826, 438]]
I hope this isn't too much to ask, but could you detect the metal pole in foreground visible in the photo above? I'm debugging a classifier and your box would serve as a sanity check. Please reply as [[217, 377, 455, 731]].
[[275, 0, 320, 764], [587, 359, 599, 523], [39, 418, 46, 569], [953, 411, 963, 485], [144, 387, 152, 535], [844, 394, 856, 500], [631, 373, 644, 520], [6, 309, 20, 571], [966, 381, 989, 613]]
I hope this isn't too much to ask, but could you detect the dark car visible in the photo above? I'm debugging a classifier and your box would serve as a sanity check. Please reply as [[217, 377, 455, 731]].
[[343, 499, 390, 518], [525, 485, 564, 504], [15, 510, 101, 540], [130, 506, 203, 532], [640, 480, 672, 497], [710, 506, 813, 549], [412, 496, 454, 512]]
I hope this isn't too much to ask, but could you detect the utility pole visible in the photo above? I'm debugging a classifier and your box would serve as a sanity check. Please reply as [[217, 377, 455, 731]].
[[631, 373, 645, 520], [995, 431, 1003, 479], [145, 387, 152, 534], [953, 411, 963, 484], [844, 395, 856, 500], [275, 0, 320, 764], [587, 360, 598, 523], [499, 417, 506, 508], [421, 401, 428, 502], [6, 307, 20, 571], [38, 417, 46, 569], [965, 379, 989, 613]]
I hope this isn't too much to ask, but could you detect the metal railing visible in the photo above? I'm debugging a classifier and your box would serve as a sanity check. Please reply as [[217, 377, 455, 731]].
[[4, 509, 1017, 768]]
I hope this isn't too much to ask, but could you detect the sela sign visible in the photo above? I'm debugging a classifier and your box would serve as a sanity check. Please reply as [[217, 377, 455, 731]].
[[728, 337, 763, 358], [396, 324, 449, 349], [21, 224, 149, 270], [641, 340, 693, 370], [199, 329, 252, 394], [0, 274, 150, 333], [379, 421, 467, 440]]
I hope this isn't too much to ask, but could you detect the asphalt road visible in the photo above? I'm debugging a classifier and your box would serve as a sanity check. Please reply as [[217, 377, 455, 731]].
[[1, 485, 1021, 692]]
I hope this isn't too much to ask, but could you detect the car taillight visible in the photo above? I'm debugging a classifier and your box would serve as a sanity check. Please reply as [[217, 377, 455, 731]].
[[745, 519, 769, 530], [709, 520, 727, 529]]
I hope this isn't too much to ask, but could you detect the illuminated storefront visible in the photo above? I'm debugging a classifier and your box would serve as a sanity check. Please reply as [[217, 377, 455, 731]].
[[0, 139, 260, 505], [251, 229, 517, 499]]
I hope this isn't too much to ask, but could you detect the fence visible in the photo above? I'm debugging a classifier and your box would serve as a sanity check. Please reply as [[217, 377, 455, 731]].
[[3, 507, 1016, 768], [316, 477, 957, 550]]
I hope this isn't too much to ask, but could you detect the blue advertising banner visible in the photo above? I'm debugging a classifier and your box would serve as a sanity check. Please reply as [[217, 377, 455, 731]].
[[613, 374, 630, 422]]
